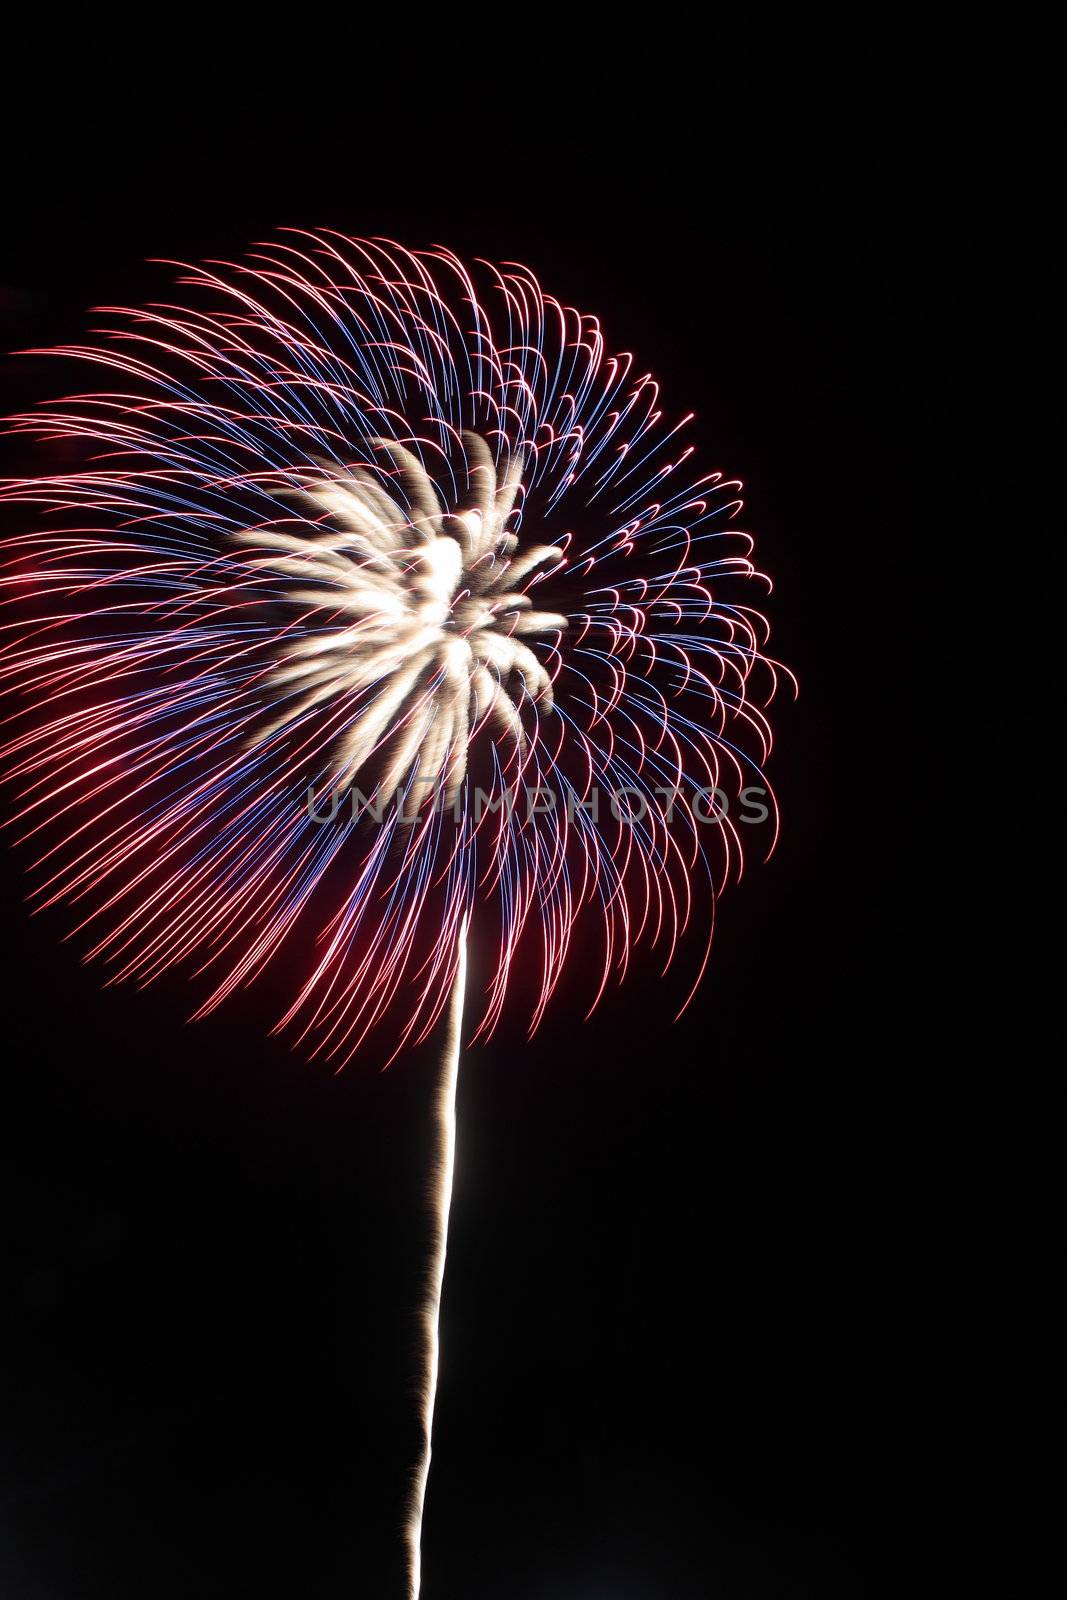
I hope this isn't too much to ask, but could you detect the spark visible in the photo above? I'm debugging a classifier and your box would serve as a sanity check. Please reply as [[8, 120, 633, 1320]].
[[242, 434, 566, 810]]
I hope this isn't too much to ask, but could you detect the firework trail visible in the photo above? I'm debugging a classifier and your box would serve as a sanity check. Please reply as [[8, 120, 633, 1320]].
[[405, 918, 466, 1598], [0, 233, 792, 1593]]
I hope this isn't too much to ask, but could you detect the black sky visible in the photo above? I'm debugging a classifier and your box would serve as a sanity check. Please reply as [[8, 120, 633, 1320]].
[[0, 62, 989, 1599]]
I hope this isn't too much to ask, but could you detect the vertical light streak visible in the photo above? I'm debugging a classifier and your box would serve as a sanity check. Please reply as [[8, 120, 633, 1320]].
[[405, 919, 468, 1598]]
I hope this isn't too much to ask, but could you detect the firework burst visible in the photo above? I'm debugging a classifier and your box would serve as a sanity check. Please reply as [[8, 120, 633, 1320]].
[[1, 232, 789, 1064], [1, 233, 792, 1596]]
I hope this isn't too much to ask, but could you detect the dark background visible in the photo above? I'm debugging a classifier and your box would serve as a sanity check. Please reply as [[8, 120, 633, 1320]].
[[1, 65, 989, 1599]]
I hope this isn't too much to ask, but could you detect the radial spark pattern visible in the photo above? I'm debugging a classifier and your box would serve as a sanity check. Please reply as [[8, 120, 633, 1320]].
[[1, 233, 791, 1063], [248, 434, 565, 810]]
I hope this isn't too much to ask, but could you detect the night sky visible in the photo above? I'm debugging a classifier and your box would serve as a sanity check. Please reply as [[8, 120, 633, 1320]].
[[1, 65, 988, 1599]]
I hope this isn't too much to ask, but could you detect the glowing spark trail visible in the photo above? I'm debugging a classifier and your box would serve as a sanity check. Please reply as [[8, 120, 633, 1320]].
[[405, 921, 467, 1599]]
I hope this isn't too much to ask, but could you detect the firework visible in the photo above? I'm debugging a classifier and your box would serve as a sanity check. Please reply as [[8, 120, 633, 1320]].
[[0, 234, 791, 1594], [241, 434, 565, 811]]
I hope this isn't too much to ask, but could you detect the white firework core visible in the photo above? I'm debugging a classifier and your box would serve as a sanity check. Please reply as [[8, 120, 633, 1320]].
[[238, 432, 567, 803]]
